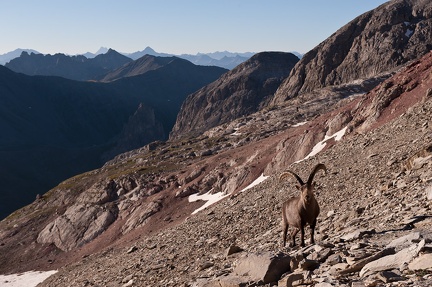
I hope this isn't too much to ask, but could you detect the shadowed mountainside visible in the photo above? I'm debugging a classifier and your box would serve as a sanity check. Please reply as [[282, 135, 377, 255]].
[[5, 49, 133, 81], [0, 60, 226, 220]]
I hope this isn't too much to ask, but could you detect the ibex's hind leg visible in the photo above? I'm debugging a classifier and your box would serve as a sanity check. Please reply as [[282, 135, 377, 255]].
[[290, 228, 299, 247], [310, 219, 317, 245], [282, 223, 289, 247]]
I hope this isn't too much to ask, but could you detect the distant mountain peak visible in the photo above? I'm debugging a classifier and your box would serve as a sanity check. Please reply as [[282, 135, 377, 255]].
[[95, 47, 109, 55]]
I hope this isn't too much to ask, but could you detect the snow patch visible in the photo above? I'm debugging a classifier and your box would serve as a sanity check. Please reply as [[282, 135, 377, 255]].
[[240, 173, 268, 192], [189, 191, 228, 215], [188, 174, 268, 215], [292, 121, 307, 127], [0, 270, 58, 287], [295, 126, 348, 163]]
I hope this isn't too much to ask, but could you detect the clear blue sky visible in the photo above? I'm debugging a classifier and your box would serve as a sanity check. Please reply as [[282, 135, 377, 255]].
[[1, 0, 389, 56]]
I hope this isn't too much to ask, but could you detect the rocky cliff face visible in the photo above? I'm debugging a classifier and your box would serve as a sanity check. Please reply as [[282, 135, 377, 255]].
[[170, 52, 299, 139], [272, 0, 432, 105]]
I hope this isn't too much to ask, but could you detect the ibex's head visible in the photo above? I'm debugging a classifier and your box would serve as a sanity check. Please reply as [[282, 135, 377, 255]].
[[280, 164, 327, 203]]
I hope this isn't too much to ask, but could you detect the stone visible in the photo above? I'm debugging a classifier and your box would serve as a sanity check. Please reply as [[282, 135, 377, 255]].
[[307, 247, 333, 263], [326, 254, 342, 266], [377, 270, 405, 283], [426, 184, 432, 201], [340, 229, 375, 241], [225, 244, 244, 257], [299, 258, 320, 271], [234, 252, 291, 284], [386, 232, 421, 248], [278, 272, 303, 287], [121, 200, 162, 233], [126, 246, 138, 254], [408, 253, 432, 270], [37, 204, 117, 251], [339, 248, 395, 275], [360, 240, 425, 277]]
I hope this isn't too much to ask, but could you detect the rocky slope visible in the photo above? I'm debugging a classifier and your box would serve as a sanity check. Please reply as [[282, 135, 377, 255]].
[[170, 52, 299, 139], [5, 49, 132, 81], [272, 0, 432, 105], [0, 45, 431, 286], [28, 50, 432, 287]]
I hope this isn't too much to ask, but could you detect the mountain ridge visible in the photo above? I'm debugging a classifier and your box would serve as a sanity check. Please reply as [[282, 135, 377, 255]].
[[272, 0, 432, 105], [5, 49, 133, 81]]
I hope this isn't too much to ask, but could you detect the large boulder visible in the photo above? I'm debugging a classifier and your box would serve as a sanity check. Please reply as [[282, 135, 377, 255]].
[[37, 204, 118, 251]]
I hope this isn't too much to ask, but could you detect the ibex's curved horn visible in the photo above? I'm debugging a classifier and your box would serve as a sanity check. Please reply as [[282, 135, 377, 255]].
[[279, 170, 304, 186], [307, 163, 327, 186]]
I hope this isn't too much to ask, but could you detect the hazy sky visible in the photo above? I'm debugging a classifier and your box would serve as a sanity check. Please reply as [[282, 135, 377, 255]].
[[1, 0, 389, 56]]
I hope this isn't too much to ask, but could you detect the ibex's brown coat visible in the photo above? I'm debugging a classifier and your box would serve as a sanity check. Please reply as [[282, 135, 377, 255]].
[[280, 163, 327, 247]]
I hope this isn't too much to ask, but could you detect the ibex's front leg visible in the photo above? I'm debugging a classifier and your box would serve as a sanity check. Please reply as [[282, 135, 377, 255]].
[[300, 225, 305, 247], [310, 219, 317, 245]]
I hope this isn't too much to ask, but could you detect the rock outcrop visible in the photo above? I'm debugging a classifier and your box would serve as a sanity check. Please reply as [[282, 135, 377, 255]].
[[170, 52, 299, 139], [272, 0, 432, 105]]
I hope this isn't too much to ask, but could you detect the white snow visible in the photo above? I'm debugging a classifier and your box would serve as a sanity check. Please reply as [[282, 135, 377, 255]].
[[295, 126, 348, 163], [292, 121, 307, 127], [188, 173, 268, 214], [0, 270, 57, 287], [240, 173, 269, 192], [189, 191, 229, 215]]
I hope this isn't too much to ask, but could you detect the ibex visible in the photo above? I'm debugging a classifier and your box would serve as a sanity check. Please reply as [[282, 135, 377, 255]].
[[280, 163, 327, 247]]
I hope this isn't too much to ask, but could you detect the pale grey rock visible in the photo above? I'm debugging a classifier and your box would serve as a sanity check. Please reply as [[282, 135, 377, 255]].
[[121, 200, 162, 233], [278, 271, 303, 287], [77, 180, 118, 204], [37, 204, 117, 251], [386, 232, 422, 248], [234, 252, 291, 284], [408, 253, 432, 270], [426, 184, 432, 200], [122, 279, 134, 287], [340, 228, 375, 241], [360, 240, 425, 277], [339, 248, 395, 275]]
